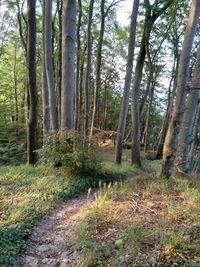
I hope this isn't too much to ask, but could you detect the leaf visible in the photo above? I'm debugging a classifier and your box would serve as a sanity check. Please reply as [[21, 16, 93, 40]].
[[115, 239, 124, 248]]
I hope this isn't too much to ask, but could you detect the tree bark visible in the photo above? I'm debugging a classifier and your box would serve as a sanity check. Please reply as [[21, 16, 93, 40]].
[[13, 42, 19, 123], [131, 22, 149, 166], [42, 1, 49, 137], [174, 44, 200, 175], [139, 64, 154, 117], [75, 0, 82, 131], [161, 0, 200, 177], [78, 51, 85, 132], [189, 103, 200, 170], [143, 76, 155, 153], [115, 0, 140, 164], [155, 52, 179, 159], [90, 0, 105, 137], [84, 0, 94, 137], [61, 0, 76, 132], [131, 0, 174, 167], [27, 0, 38, 165], [57, 0, 62, 129], [44, 0, 58, 132]]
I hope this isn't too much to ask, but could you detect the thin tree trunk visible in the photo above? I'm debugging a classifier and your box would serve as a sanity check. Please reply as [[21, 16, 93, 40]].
[[42, 1, 49, 137], [44, 0, 58, 132], [144, 79, 155, 152], [75, 0, 82, 131], [90, 0, 105, 137], [78, 53, 85, 132], [131, 0, 174, 166], [140, 65, 154, 116], [189, 103, 200, 169], [155, 53, 179, 159], [13, 42, 19, 123], [57, 0, 62, 129], [61, 0, 76, 132], [131, 31, 147, 166], [103, 81, 108, 130], [27, 0, 38, 165], [174, 44, 200, 175], [115, 0, 140, 164], [161, 0, 200, 177], [174, 91, 200, 175], [84, 0, 94, 137]]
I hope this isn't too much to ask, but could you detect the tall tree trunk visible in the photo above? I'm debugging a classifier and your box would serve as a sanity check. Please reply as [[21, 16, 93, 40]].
[[84, 0, 94, 137], [174, 44, 200, 175], [13, 42, 19, 123], [115, 0, 140, 164], [139, 64, 154, 116], [42, 1, 49, 137], [131, 0, 174, 166], [61, 0, 76, 132], [131, 29, 148, 166], [155, 53, 179, 159], [103, 83, 108, 130], [75, 0, 82, 131], [161, 0, 200, 177], [90, 0, 105, 136], [143, 78, 155, 152], [189, 103, 200, 169], [78, 53, 85, 132], [27, 0, 38, 165], [57, 0, 62, 129], [44, 0, 58, 132]]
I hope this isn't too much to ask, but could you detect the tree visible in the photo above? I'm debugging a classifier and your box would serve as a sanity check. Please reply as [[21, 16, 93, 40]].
[[90, 0, 106, 136], [174, 44, 200, 175], [75, 0, 82, 131], [90, 0, 123, 136], [189, 103, 200, 170], [42, 1, 49, 137], [131, 0, 174, 167], [84, 0, 94, 137], [115, 0, 140, 164], [57, 0, 62, 128], [44, 0, 58, 132], [61, 0, 76, 132], [161, 0, 200, 177], [155, 7, 184, 159], [27, 0, 38, 164]]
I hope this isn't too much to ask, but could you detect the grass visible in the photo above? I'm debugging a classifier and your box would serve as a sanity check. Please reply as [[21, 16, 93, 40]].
[[0, 145, 137, 266], [74, 163, 200, 266], [2, 144, 198, 266]]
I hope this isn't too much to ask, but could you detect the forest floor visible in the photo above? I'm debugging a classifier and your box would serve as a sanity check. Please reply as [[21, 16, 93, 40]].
[[14, 191, 98, 267], [0, 144, 136, 266], [1, 145, 200, 266]]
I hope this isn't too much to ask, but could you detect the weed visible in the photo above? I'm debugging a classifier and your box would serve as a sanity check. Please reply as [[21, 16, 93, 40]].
[[74, 167, 200, 266]]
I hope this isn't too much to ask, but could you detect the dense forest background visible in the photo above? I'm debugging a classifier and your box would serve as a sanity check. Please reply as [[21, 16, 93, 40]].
[[0, 0, 199, 178], [1, 0, 200, 266]]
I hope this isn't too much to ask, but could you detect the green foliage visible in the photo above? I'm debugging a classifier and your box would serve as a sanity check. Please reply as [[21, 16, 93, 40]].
[[0, 163, 121, 266], [0, 225, 26, 266], [0, 142, 26, 165], [38, 131, 102, 176]]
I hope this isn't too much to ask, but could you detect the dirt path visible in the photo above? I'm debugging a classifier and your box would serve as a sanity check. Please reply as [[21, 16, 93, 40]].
[[14, 190, 98, 267]]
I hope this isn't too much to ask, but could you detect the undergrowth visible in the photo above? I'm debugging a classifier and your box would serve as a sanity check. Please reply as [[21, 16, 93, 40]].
[[74, 171, 200, 267], [0, 162, 130, 266]]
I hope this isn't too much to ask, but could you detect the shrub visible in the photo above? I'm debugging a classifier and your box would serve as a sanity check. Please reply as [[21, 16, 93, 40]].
[[38, 131, 102, 176]]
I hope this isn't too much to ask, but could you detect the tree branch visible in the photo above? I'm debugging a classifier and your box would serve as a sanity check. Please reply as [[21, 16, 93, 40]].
[[152, 0, 174, 22], [105, 0, 125, 17]]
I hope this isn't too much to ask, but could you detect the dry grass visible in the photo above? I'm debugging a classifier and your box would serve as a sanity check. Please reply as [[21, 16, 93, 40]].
[[74, 168, 200, 267]]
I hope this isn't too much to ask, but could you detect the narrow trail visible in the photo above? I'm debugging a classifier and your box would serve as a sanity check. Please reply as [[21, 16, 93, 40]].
[[14, 190, 98, 267]]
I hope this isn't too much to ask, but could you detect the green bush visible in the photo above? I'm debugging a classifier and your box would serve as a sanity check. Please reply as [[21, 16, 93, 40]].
[[38, 131, 102, 176]]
